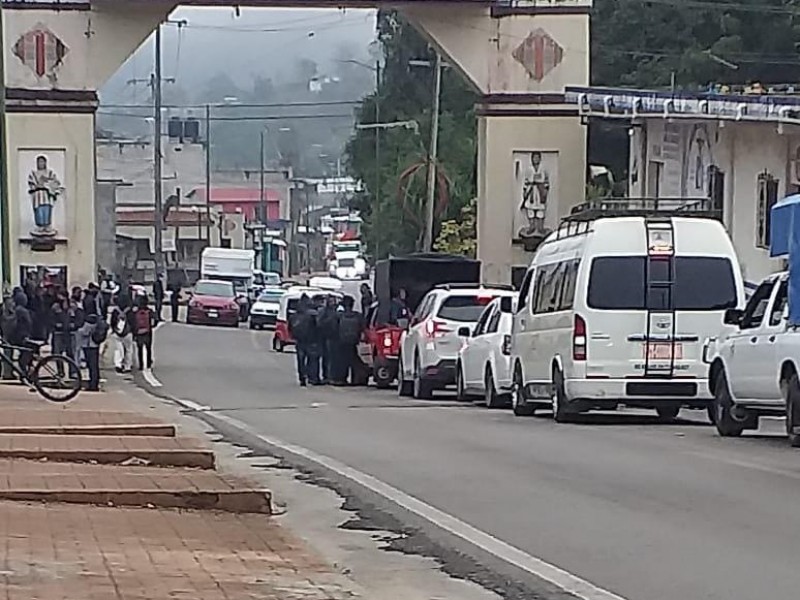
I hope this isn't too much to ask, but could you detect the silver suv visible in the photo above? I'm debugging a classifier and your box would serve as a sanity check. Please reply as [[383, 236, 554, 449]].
[[398, 284, 517, 399]]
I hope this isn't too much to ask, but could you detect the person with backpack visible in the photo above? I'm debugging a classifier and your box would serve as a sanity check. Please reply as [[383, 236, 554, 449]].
[[288, 294, 320, 386], [78, 311, 107, 392], [132, 294, 156, 371], [332, 295, 365, 386], [110, 294, 134, 373], [316, 294, 339, 384]]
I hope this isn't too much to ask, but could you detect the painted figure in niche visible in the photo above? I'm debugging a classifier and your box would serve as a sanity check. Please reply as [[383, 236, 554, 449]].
[[27, 155, 63, 238], [518, 151, 550, 238]]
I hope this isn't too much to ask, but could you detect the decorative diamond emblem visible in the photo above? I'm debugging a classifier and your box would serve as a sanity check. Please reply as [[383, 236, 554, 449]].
[[512, 28, 563, 82], [13, 24, 68, 79]]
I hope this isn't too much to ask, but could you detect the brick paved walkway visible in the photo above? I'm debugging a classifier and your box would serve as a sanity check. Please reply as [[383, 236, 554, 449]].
[[0, 501, 356, 600]]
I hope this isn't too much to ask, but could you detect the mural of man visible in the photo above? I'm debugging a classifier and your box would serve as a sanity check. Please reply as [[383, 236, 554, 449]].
[[27, 154, 63, 237], [519, 151, 550, 237]]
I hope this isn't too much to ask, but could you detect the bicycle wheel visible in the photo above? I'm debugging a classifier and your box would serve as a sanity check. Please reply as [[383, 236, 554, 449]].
[[31, 354, 81, 402]]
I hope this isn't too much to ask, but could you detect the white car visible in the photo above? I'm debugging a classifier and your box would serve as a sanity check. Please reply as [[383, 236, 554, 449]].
[[456, 295, 517, 408], [248, 287, 285, 329], [334, 256, 367, 280], [398, 285, 517, 399]]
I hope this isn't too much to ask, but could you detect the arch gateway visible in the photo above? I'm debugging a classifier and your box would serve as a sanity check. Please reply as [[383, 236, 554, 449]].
[[0, 0, 589, 285]]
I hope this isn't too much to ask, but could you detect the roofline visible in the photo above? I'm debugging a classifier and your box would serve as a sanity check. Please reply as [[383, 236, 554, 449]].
[[565, 85, 800, 126]]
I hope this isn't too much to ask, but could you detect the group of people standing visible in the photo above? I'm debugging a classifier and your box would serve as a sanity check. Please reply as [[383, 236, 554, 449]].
[[289, 292, 367, 387], [0, 271, 159, 392]]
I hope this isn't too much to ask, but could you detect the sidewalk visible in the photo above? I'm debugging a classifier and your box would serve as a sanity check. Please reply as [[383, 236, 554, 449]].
[[0, 381, 359, 600]]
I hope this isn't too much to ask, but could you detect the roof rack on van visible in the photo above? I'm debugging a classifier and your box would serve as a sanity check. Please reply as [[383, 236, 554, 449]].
[[563, 197, 722, 223]]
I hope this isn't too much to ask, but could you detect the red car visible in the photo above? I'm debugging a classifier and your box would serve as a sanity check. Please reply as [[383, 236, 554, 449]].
[[186, 280, 240, 327], [356, 302, 405, 388]]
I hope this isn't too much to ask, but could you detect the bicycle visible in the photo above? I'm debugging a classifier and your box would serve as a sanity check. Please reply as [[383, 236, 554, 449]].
[[0, 338, 82, 402]]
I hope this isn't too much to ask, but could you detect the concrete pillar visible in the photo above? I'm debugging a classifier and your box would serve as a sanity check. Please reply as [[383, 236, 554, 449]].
[[402, 2, 590, 284], [3, 1, 172, 286]]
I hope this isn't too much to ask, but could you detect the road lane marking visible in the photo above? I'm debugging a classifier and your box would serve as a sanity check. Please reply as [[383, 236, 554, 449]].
[[208, 410, 628, 600], [142, 368, 162, 388]]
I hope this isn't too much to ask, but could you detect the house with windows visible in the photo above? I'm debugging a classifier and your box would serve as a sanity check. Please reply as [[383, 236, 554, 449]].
[[565, 86, 799, 289]]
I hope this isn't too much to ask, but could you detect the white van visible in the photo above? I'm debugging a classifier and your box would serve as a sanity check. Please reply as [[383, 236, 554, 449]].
[[510, 209, 746, 422]]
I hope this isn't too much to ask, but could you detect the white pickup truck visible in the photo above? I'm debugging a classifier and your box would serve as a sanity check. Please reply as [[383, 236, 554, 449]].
[[703, 271, 800, 445]]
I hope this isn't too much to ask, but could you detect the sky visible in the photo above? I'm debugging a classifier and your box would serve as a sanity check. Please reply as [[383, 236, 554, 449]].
[[102, 7, 378, 104]]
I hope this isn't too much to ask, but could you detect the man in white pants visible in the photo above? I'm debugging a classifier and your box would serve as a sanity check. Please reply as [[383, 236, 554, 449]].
[[109, 295, 134, 373]]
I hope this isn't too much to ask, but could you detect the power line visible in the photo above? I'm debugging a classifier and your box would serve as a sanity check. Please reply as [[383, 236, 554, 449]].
[[615, 0, 800, 15], [602, 47, 800, 66], [96, 111, 355, 121], [99, 100, 364, 109]]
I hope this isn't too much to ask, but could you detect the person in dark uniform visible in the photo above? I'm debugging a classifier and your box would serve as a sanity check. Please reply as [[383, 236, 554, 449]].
[[153, 274, 165, 323], [167, 279, 181, 322], [332, 295, 365, 385]]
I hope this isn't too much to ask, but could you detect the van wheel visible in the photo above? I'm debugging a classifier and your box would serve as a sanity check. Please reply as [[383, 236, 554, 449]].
[[413, 355, 434, 400], [552, 369, 576, 423], [484, 366, 506, 409], [713, 370, 745, 437], [511, 365, 535, 417], [656, 405, 681, 421], [272, 337, 283, 353], [706, 403, 716, 425], [782, 373, 800, 447], [455, 363, 470, 402], [397, 355, 413, 397]]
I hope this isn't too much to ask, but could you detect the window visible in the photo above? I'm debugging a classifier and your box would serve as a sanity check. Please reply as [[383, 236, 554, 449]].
[[194, 281, 234, 298], [587, 256, 737, 311], [740, 279, 777, 329], [413, 294, 434, 322], [559, 260, 580, 311], [473, 306, 494, 336], [769, 280, 788, 326], [533, 264, 564, 314], [486, 308, 503, 333], [338, 257, 356, 268], [438, 295, 497, 323], [258, 290, 284, 302], [517, 269, 534, 314], [756, 172, 779, 249]]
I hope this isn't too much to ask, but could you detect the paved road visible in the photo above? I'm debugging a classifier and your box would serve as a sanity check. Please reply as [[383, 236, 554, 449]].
[[150, 318, 800, 600]]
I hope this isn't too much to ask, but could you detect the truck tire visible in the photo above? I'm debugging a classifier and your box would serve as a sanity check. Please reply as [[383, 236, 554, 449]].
[[374, 360, 393, 389], [552, 368, 576, 423], [511, 365, 536, 417], [783, 373, 800, 447], [413, 355, 434, 400], [455, 363, 470, 402], [713, 370, 745, 437], [656, 405, 681, 421], [397, 355, 413, 397]]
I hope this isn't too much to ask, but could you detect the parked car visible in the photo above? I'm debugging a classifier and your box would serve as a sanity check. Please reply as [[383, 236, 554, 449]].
[[704, 271, 796, 441], [397, 284, 517, 399], [248, 287, 285, 330], [510, 201, 746, 422], [456, 295, 517, 408], [186, 280, 241, 328]]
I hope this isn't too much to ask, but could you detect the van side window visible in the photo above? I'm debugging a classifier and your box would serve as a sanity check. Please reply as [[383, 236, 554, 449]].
[[533, 264, 564, 314], [517, 269, 534, 313], [739, 280, 776, 330], [487, 307, 503, 333], [559, 259, 580, 311], [473, 306, 494, 337], [414, 295, 433, 322]]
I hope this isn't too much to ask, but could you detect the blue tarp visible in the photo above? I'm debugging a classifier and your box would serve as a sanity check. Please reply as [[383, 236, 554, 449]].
[[770, 195, 800, 325]]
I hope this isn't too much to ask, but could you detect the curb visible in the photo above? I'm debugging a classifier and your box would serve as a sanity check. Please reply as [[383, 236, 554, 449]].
[[0, 488, 271, 513], [0, 424, 176, 437], [0, 448, 215, 469]]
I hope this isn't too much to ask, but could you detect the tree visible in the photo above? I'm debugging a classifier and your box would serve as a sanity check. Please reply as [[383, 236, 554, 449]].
[[346, 10, 477, 259], [434, 198, 476, 257]]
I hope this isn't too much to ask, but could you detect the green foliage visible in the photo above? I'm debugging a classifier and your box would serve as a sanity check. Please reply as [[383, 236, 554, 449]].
[[346, 10, 477, 259], [434, 198, 477, 257]]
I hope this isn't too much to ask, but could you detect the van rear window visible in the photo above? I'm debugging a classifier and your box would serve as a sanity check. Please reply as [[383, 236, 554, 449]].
[[438, 295, 496, 322], [587, 256, 737, 311]]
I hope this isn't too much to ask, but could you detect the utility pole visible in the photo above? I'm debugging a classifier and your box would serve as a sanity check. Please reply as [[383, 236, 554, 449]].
[[153, 25, 164, 279], [422, 53, 442, 252], [259, 130, 267, 272], [374, 61, 381, 260], [205, 104, 212, 246], [0, 5, 10, 290]]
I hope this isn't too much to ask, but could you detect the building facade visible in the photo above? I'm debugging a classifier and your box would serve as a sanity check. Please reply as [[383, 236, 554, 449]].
[[567, 86, 799, 288]]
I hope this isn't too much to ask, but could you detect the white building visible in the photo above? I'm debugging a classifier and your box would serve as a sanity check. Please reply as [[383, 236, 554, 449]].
[[566, 86, 800, 289]]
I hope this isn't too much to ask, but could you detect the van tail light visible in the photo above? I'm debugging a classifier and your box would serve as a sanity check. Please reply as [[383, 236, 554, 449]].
[[424, 319, 450, 339], [573, 314, 587, 361], [502, 334, 512, 356]]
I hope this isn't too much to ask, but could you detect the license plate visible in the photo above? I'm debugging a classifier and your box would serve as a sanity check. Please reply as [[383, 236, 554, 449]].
[[208, 310, 219, 318], [643, 343, 682, 360]]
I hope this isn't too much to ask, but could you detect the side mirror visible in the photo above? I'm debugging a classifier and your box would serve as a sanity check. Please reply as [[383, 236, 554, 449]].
[[723, 308, 743, 325], [500, 296, 513, 313], [458, 326, 471, 337]]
